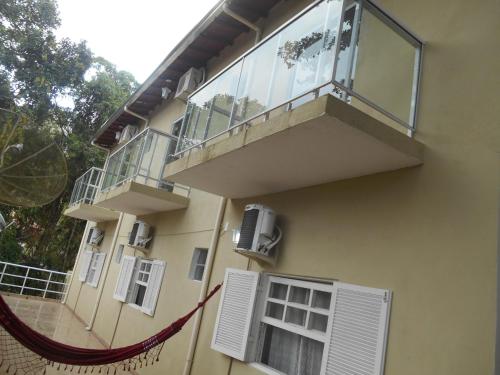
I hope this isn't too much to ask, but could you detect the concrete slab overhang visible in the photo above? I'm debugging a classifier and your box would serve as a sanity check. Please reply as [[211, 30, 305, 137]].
[[94, 180, 189, 216], [63, 203, 120, 222], [164, 94, 424, 198]]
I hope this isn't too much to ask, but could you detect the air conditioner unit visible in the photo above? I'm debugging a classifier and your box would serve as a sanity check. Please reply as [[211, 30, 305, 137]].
[[86, 227, 104, 247], [128, 220, 153, 249], [116, 125, 138, 145], [235, 204, 282, 265], [175, 68, 204, 101]]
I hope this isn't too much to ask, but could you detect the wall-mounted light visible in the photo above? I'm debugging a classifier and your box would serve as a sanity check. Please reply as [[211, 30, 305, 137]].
[[232, 228, 241, 245]]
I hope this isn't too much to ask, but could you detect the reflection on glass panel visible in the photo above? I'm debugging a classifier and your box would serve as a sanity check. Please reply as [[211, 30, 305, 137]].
[[233, 35, 280, 123], [334, 2, 357, 86], [269, 282, 288, 300], [265, 302, 285, 320], [349, 5, 418, 123], [288, 286, 310, 305]]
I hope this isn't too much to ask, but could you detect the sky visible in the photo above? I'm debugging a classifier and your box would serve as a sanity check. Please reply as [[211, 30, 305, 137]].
[[55, 0, 219, 84]]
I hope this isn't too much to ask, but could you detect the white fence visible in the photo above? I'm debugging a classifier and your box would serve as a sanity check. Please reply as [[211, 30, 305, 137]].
[[0, 261, 71, 300]]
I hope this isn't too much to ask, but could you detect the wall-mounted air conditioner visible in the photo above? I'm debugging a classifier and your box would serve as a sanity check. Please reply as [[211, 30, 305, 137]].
[[86, 227, 104, 247], [175, 67, 204, 101], [128, 220, 153, 249], [235, 204, 282, 265], [116, 125, 138, 145]]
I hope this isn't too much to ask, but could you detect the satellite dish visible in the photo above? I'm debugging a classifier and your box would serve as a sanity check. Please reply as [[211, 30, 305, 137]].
[[0, 107, 68, 207]]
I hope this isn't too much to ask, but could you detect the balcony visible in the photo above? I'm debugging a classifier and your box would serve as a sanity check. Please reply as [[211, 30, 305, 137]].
[[64, 168, 120, 222], [94, 128, 190, 216], [164, 0, 424, 198]]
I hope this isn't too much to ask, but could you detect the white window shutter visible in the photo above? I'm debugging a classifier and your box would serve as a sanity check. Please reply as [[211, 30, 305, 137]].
[[321, 282, 392, 375], [78, 250, 93, 282], [88, 253, 106, 287], [211, 268, 260, 361], [113, 255, 137, 302], [141, 260, 166, 316]]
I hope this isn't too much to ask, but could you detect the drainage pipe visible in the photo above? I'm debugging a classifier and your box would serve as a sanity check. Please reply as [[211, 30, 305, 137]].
[[182, 197, 228, 375], [86, 212, 124, 330], [222, 4, 262, 44]]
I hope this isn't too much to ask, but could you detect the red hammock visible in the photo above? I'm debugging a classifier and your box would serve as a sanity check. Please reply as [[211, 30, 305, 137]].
[[0, 283, 221, 374]]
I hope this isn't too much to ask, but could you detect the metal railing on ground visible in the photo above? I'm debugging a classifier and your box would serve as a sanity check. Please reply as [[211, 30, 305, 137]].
[[0, 261, 71, 300]]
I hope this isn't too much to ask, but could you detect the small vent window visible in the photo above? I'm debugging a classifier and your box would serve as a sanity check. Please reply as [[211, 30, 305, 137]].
[[115, 244, 124, 264], [188, 248, 208, 281]]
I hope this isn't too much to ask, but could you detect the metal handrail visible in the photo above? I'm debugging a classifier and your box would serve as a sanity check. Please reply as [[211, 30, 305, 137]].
[[69, 167, 104, 206], [0, 261, 71, 300]]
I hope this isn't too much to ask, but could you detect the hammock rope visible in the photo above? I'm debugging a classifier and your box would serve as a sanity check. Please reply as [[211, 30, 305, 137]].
[[0, 283, 222, 375]]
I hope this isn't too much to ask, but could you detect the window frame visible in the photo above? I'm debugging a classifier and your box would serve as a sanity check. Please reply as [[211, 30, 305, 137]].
[[128, 259, 153, 308], [188, 248, 208, 282], [252, 276, 333, 375], [85, 252, 105, 288]]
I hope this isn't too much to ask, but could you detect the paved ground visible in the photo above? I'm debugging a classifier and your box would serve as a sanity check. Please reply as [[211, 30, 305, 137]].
[[0, 294, 107, 375]]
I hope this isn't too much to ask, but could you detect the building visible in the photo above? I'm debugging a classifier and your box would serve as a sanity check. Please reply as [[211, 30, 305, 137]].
[[62, 0, 500, 374]]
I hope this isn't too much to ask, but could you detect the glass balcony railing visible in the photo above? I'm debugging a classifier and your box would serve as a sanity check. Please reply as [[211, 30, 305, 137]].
[[100, 128, 189, 196], [69, 167, 103, 206], [177, 0, 422, 155]]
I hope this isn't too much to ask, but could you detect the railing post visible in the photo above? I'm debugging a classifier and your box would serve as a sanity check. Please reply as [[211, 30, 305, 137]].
[[43, 272, 52, 299], [20, 267, 29, 295], [0, 262, 6, 285]]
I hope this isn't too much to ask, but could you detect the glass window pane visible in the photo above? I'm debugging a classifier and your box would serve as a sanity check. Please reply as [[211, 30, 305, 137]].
[[194, 265, 205, 281], [349, 5, 418, 123], [135, 285, 147, 306], [311, 290, 331, 309], [265, 302, 285, 320], [288, 286, 310, 305], [308, 312, 328, 332], [269, 282, 288, 300], [260, 324, 323, 375], [285, 306, 307, 326]]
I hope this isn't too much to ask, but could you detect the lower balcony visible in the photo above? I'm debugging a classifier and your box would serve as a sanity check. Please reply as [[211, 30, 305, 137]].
[[63, 168, 120, 222], [94, 128, 190, 216]]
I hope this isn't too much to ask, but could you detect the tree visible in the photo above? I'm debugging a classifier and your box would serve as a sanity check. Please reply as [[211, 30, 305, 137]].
[[0, 0, 138, 271]]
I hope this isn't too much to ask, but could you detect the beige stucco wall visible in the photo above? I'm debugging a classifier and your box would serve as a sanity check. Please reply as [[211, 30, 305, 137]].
[[64, 0, 500, 374]]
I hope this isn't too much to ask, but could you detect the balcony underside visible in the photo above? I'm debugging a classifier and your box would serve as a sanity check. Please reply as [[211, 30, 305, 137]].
[[165, 95, 424, 198], [94, 180, 189, 216], [63, 203, 120, 222]]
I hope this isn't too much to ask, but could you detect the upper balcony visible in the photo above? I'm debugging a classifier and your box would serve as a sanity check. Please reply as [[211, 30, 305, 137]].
[[94, 128, 190, 216], [64, 167, 120, 222], [164, 0, 424, 198]]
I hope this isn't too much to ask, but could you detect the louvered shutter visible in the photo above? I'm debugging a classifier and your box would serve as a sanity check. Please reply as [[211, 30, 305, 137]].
[[211, 268, 260, 361], [321, 282, 392, 375], [88, 253, 106, 287], [78, 250, 93, 282], [141, 260, 166, 316], [113, 256, 137, 301]]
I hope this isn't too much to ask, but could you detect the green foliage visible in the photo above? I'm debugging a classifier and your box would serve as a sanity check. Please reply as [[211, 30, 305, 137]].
[[0, 228, 22, 263], [0, 0, 138, 271]]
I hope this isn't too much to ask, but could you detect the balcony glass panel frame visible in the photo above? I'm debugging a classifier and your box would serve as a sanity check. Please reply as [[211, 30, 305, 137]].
[[100, 128, 189, 196], [69, 167, 103, 206], [175, 0, 423, 157]]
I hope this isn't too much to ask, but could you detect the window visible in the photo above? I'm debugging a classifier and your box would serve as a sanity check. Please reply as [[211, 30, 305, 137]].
[[78, 250, 106, 288], [115, 244, 124, 264], [113, 256, 165, 316], [131, 260, 152, 307], [188, 248, 208, 281], [257, 278, 332, 375], [211, 268, 392, 375]]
